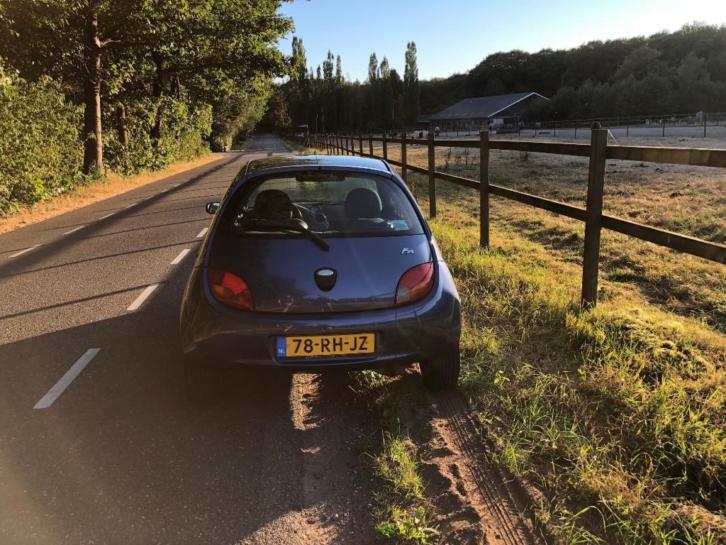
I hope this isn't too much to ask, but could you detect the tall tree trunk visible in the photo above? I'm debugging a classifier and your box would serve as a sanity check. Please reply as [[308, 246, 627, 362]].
[[151, 51, 165, 142], [83, 0, 103, 175], [116, 103, 128, 147]]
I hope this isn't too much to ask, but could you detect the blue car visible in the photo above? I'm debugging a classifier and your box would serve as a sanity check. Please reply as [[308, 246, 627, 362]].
[[180, 155, 460, 402]]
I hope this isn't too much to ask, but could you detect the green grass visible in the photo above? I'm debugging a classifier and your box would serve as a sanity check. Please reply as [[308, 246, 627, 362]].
[[354, 371, 439, 544], [376, 435, 425, 501], [429, 218, 725, 545], [376, 505, 438, 544]]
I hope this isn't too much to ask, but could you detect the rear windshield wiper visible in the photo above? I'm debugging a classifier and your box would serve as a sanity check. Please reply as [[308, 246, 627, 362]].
[[237, 218, 330, 251]]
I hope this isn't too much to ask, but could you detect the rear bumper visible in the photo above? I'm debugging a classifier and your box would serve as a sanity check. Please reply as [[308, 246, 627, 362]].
[[180, 262, 460, 370]]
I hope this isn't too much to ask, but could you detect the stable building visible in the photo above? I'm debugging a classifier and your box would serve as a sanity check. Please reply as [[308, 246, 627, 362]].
[[422, 91, 549, 133]]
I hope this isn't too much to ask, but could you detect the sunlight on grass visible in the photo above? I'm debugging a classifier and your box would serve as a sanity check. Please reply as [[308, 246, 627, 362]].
[[430, 217, 725, 544]]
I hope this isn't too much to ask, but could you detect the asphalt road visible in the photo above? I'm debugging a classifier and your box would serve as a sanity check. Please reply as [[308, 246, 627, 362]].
[[0, 135, 378, 545]]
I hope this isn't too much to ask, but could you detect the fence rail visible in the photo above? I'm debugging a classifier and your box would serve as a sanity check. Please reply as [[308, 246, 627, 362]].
[[307, 129, 726, 307], [416, 110, 726, 139]]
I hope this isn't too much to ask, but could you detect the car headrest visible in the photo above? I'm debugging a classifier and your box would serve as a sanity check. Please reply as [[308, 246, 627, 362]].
[[344, 188, 382, 219], [253, 189, 292, 219]]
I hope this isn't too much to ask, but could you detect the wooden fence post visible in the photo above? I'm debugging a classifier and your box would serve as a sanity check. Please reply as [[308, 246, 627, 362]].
[[368, 135, 373, 157], [383, 132, 388, 160], [703, 112, 707, 138], [479, 130, 490, 248], [401, 130, 408, 182], [428, 130, 436, 218], [581, 127, 608, 308], [359, 134, 363, 155]]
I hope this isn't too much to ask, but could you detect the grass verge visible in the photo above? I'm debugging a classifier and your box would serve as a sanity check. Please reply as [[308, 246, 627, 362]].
[[354, 371, 440, 545], [429, 215, 724, 545]]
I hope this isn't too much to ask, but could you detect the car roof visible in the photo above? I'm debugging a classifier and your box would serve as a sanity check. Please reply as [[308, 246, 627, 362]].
[[245, 155, 391, 175]]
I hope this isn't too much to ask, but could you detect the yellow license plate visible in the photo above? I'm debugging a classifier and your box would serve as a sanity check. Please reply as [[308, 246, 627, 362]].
[[278, 333, 375, 358]]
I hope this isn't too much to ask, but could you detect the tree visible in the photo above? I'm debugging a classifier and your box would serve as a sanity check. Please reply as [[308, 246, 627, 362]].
[[0, 0, 136, 173], [0, 0, 292, 171], [379, 57, 394, 129], [403, 41, 420, 125], [291, 36, 307, 82], [614, 46, 665, 81], [368, 53, 379, 82], [677, 52, 713, 111], [335, 55, 343, 84]]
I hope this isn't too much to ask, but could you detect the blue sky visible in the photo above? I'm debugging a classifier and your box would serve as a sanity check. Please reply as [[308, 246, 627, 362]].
[[278, 0, 726, 81]]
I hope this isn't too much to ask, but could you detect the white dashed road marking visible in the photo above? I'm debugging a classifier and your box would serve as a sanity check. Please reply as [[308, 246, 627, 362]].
[[10, 244, 40, 258], [63, 225, 85, 235], [196, 227, 208, 238], [170, 248, 191, 265], [125, 202, 137, 209], [98, 213, 114, 220], [33, 349, 100, 409], [127, 284, 159, 312]]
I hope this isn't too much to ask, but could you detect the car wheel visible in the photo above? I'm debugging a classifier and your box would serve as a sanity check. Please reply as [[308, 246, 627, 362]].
[[421, 349, 460, 391], [184, 355, 219, 406]]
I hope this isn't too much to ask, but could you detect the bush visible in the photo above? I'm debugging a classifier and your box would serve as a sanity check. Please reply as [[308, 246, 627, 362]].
[[105, 97, 212, 176], [0, 63, 84, 215]]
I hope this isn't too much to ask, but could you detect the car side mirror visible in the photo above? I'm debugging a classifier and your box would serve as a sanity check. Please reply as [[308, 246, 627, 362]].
[[205, 201, 220, 215]]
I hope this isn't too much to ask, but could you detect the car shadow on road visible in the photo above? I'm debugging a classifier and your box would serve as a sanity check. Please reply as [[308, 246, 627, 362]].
[[0, 259, 309, 545]]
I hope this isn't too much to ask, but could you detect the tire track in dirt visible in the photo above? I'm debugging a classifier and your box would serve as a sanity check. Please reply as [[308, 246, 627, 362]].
[[427, 391, 544, 545], [289, 372, 380, 545]]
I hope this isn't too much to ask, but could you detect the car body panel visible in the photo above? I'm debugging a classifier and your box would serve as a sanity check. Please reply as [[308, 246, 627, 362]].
[[208, 234, 431, 313]]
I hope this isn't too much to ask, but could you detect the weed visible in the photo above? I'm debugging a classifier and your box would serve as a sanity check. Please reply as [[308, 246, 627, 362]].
[[376, 505, 439, 544]]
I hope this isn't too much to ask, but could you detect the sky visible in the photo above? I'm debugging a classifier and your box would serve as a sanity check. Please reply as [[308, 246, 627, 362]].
[[277, 0, 726, 81]]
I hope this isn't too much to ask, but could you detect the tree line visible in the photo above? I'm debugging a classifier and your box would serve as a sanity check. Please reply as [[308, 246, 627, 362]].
[[420, 23, 726, 122], [0, 0, 291, 214], [261, 39, 421, 133], [270, 23, 726, 135]]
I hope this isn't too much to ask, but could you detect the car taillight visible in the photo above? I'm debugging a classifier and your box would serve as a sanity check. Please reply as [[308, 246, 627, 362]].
[[208, 268, 253, 310], [395, 262, 434, 306]]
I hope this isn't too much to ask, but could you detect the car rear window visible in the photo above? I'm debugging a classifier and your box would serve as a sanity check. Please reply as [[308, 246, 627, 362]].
[[224, 171, 424, 237]]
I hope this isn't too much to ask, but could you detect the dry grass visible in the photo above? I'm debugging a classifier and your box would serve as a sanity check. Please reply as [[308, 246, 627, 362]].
[[318, 137, 726, 544], [375, 137, 726, 331], [0, 152, 221, 234]]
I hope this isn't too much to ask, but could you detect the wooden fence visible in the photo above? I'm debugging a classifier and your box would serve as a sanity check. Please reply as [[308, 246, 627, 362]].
[[307, 130, 726, 308]]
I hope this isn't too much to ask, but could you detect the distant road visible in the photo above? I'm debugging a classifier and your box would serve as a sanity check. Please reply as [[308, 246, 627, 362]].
[[0, 134, 378, 545]]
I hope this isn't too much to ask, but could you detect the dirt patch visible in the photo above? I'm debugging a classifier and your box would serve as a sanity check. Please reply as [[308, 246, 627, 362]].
[[360, 370, 542, 545], [241, 372, 380, 545], [0, 153, 222, 235], [425, 391, 544, 545]]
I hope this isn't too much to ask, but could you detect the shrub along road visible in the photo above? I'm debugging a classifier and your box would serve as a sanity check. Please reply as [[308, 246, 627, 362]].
[[0, 135, 385, 545]]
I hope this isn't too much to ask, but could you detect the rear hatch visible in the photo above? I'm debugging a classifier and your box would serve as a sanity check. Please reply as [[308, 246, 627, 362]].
[[209, 233, 431, 313]]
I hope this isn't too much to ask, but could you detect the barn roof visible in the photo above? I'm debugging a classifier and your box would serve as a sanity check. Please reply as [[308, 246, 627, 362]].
[[426, 92, 549, 121]]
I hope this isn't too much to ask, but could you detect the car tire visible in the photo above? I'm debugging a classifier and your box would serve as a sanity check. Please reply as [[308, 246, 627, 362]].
[[184, 355, 219, 406], [421, 349, 460, 391]]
